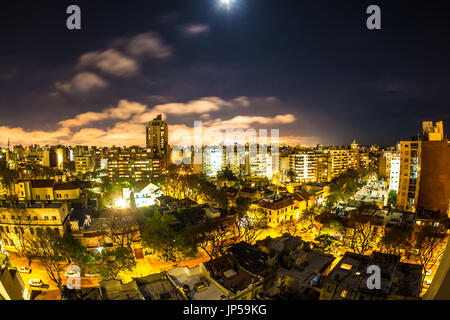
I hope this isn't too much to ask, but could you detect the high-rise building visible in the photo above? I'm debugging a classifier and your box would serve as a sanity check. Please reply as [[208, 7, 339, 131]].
[[328, 148, 359, 179], [75, 155, 95, 175], [388, 152, 401, 194], [289, 151, 318, 183], [396, 140, 421, 212], [203, 147, 223, 177], [146, 114, 168, 159], [417, 140, 450, 213], [107, 147, 162, 180], [397, 121, 449, 213], [251, 153, 273, 179]]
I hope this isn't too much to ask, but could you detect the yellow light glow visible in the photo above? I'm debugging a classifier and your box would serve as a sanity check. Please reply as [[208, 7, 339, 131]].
[[114, 198, 128, 209]]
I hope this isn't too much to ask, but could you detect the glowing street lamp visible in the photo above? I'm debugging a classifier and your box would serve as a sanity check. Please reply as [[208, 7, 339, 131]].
[[114, 197, 128, 209]]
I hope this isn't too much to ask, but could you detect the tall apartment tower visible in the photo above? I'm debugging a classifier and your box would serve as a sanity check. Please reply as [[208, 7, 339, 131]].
[[146, 115, 168, 159], [396, 140, 421, 212], [397, 121, 449, 213]]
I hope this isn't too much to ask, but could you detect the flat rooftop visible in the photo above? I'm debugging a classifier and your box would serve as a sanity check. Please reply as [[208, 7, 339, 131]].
[[167, 266, 227, 300]]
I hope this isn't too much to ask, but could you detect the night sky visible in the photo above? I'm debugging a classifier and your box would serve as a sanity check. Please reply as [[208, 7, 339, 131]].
[[0, 0, 449, 147]]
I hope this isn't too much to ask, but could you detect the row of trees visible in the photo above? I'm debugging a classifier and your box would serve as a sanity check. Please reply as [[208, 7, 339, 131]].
[[326, 168, 372, 209], [308, 208, 448, 288], [157, 165, 228, 209]]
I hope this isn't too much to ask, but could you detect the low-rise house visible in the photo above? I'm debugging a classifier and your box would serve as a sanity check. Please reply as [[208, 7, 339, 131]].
[[300, 183, 330, 206], [15, 180, 81, 201], [203, 254, 264, 300], [99, 279, 144, 300], [256, 234, 306, 267], [167, 265, 228, 300], [239, 187, 261, 200], [348, 180, 388, 209], [122, 181, 163, 208], [167, 255, 264, 300], [320, 252, 423, 300], [61, 286, 102, 300], [133, 273, 184, 300], [292, 190, 312, 213], [69, 210, 143, 258], [0, 201, 70, 253], [255, 196, 299, 227], [265, 248, 335, 299], [228, 242, 273, 279]]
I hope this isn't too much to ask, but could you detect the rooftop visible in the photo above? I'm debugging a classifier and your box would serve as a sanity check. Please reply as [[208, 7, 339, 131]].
[[133, 273, 183, 300], [257, 234, 305, 255], [167, 265, 227, 300], [228, 242, 272, 277], [203, 254, 261, 295], [54, 182, 80, 191], [99, 279, 144, 300], [257, 198, 294, 211]]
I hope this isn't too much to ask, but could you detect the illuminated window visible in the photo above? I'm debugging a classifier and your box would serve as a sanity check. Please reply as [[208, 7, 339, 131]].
[[341, 290, 348, 298]]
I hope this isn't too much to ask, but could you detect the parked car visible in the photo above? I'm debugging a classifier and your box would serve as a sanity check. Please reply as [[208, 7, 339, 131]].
[[65, 270, 81, 278], [85, 272, 100, 278], [18, 267, 32, 274], [28, 279, 43, 287]]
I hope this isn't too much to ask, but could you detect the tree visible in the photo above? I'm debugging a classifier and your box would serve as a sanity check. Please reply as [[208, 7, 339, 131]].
[[414, 226, 447, 289], [326, 169, 370, 209], [0, 160, 17, 199], [23, 229, 71, 293], [61, 233, 93, 272], [279, 219, 301, 237], [2, 206, 34, 259], [196, 220, 235, 260], [341, 209, 378, 255], [92, 247, 136, 281], [388, 190, 397, 207], [218, 167, 237, 181], [140, 209, 197, 262], [320, 220, 345, 238], [238, 208, 267, 244], [378, 225, 412, 258], [314, 234, 340, 254], [97, 211, 142, 249], [300, 205, 320, 228], [287, 168, 297, 183]]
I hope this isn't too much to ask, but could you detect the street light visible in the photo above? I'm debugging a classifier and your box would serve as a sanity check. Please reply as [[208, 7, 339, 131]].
[[114, 197, 127, 209]]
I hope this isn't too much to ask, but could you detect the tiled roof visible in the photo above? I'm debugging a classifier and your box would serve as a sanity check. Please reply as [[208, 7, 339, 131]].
[[54, 182, 79, 190], [257, 198, 294, 211], [31, 180, 55, 188]]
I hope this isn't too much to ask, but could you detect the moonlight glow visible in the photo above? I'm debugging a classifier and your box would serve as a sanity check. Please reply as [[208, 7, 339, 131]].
[[219, 0, 235, 10]]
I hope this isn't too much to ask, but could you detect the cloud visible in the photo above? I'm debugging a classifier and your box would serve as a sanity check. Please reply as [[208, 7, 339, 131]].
[[59, 100, 147, 128], [154, 99, 222, 115], [279, 135, 321, 147], [126, 32, 173, 59], [0, 126, 71, 146], [0, 96, 299, 148], [55, 72, 108, 94], [181, 24, 210, 35], [205, 114, 296, 130], [78, 49, 139, 77]]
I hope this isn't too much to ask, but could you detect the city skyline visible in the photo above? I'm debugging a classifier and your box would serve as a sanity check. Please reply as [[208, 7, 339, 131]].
[[1, 0, 449, 148]]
